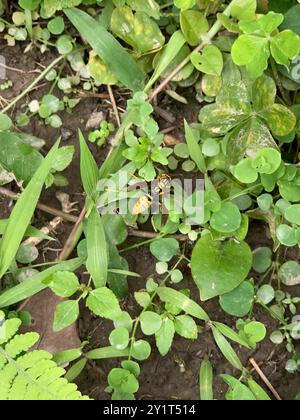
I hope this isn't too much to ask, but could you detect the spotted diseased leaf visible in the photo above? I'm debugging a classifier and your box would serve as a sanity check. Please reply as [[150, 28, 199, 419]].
[[227, 117, 277, 164], [127, 0, 161, 19], [260, 104, 296, 137], [88, 51, 118, 85], [252, 75, 276, 112], [111, 6, 165, 54], [44, 0, 82, 15], [199, 82, 250, 135]]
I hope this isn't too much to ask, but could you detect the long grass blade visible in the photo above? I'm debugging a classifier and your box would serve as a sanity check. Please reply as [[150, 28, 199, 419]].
[[0, 141, 59, 279], [86, 207, 108, 288], [0, 257, 84, 308], [184, 120, 206, 173], [79, 130, 99, 199], [65, 8, 145, 92]]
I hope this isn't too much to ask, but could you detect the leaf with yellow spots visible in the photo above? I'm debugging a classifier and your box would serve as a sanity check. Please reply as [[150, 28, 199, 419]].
[[260, 104, 297, 137], [111, 6, 165, 54], [88, 51, 118, 85]]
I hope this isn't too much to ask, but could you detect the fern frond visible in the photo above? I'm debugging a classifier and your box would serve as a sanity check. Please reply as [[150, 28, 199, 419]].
[[0, 311, 89, 400]]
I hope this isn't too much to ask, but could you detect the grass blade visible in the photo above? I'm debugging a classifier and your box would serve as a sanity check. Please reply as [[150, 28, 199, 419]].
[[157, 287, 209, 321], [145, 31, 186, 92], [79, 130, 99, 199], [212, 326, 243, 371], [0, 257, 84, 308], [65, 8, 145, 92], [86, 207, 108, 288], [184, 120, 206, 173], [86, 347, 129, 360], [199, 356, 214, 400], [0, 141, 59, 279]]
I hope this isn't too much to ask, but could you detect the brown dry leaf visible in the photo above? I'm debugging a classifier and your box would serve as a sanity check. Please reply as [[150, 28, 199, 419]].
[[164, 134, 180, 146], [20, 289, 81, 354]]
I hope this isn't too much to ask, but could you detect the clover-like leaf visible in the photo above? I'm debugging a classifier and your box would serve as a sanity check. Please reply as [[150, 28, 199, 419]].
[[191, 45, 223, 76], [270, 30, 300, 66], [260, 104, 296, 136], [180, 10, 208, 46]]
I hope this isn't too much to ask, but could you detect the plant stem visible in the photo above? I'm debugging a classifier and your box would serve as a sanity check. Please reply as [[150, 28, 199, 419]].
[[147, 1, 235, 100], [270, 57, 291, 106]]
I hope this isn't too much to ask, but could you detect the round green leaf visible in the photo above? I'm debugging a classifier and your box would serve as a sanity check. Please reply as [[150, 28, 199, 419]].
[[56, 35, 73, 54], [191, 235, 253, 301], [47, 16, 65, 35], [257, 194, 273, 212], [16, 244, 39, 264], [202, 138, 220, 157], [140, 311, 162, 336], [109, 327, 130, 350], [253, 148, 282, 175], [219, 281, 255, 317], [150, 238, 179, 262], [233, 158, 258, 184], [270, 330, 284, 344], [0, 113, 13, 131], [276, 224, 297, 246], [113, 311, 133, 332], [50, 271, 80, 298], [131, 340, 151, 361], [252, 247, 272, 273], [284, 204, 300, 225], [210, 202, 241, 233], [257, 285, 275, 304], [244, 321, 266, 343]]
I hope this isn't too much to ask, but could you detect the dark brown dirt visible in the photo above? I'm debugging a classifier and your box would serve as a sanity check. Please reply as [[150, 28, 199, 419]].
[[0, 40, 299, 401]]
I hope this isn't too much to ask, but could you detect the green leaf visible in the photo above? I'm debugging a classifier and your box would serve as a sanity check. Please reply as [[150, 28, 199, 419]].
[[231, 35, 269, 78], [243, 321, 266, 344], [221, 375, 256, 400], [134, 292, 151, 308], [276, 224, 297, 246], [155, 318, 175, 356], [191, 235, 252, 301], [270, 30, 300, 66], [0, 132, 43, 184], [257, 285, 275, 304], [227, 117, 277, 164], [140, 311, 162, 336], [65, 8, 144, 92], [111, 6, 164, 54], [212, 327, 243, 370], [191, 45, 223, 76], [86, 287, 122, 320], [109, 327, 130, 350], [252, 247, 273, 273], [252, 75, 276, 112], [260, 104, 296, 136], [278, 261, 300, 286], [174, 0, 196, 11], [199, 357, 213, 401], [88, 52, 118, 85], [78, 130, 99, 198], [0, 113, 12, 131], [184, 120, 206, 173], [0, 142, 59, 279], [53, 300, 79, 332], [231, 0, 257, 20], [213, 322, 250, 348], [145, 31, 186, 92], [86, 208, 108, 288], [219, 281, 254, 317], [180, 10, 208, 46], [86, 346, 129, 360], [247, 379, 271, 400], [157, 287, 209, 321], [281, 4, 300, 35], [127, 0, 160, 19], [44, 0, 81, 14], [174, 315, 198, 339], [47, 16, 65, 35], [0, 258, 83, 308], [150, 238, 179, 262], [65, 359, 88, 383], [284, 204, 300, 225], [131, 340, 151, 361], [19, 0, 41, 11], [49, 271, 80, 298], [210, 202, 241, 233]]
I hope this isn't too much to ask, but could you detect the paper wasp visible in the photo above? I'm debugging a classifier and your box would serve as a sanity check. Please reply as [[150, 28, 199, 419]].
[[132, 173, 171, 216]]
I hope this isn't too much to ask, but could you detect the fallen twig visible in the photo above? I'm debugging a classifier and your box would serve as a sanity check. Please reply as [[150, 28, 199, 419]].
[[249, 358, 282, 401]]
